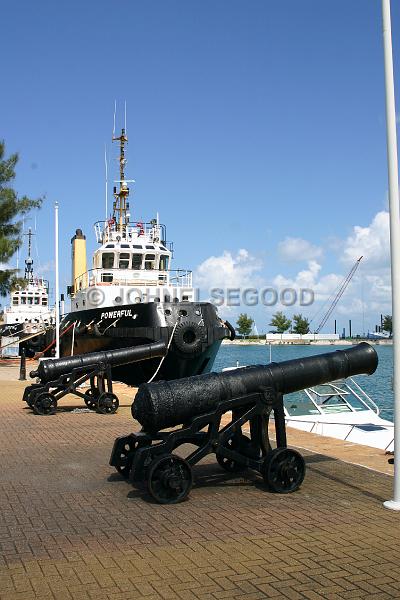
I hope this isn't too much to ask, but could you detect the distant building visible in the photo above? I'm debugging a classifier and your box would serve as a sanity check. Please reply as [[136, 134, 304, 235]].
[[265, 333, 339, 343]]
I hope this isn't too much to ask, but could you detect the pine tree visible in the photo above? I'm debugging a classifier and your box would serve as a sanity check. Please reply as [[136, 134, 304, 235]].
[[236, 313, 254, 337], [0, 141, 42, 295], [382, 315, 392, 336], [292, 313, 310, 335], [269, 311, 292, 333]]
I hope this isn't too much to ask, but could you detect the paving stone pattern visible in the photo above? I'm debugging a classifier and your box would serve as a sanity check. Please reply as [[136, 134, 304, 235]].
[[1, 380, 400, 599]]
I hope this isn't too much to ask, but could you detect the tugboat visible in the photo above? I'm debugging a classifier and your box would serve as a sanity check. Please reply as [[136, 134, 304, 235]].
[[0, 228, 55, 356], [59, 128, 234, 385]]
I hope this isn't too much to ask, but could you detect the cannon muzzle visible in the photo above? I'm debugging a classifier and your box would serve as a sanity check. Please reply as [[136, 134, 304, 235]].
[[30, 341, 167, 382], [132, 342, 378, 431]]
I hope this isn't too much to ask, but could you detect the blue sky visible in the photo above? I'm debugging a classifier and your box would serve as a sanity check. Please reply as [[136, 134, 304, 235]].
[[1, 0, 399, 334]]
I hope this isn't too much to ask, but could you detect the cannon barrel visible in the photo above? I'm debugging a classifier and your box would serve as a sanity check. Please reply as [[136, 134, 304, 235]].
[[30, 341, 167, 382], [132, 342, 378, 431]]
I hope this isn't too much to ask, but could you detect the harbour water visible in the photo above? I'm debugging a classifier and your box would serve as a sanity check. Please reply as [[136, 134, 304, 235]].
[[214, 343, 394, 421]]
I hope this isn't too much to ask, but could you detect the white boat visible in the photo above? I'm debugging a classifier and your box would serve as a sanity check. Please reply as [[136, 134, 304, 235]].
[[283, 378, 394, 452], [222, 364, 393, 452], [0, 228, 55, 355]]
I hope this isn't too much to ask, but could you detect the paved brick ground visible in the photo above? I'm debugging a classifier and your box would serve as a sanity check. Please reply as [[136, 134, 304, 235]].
[[1, 379, 400, 600]]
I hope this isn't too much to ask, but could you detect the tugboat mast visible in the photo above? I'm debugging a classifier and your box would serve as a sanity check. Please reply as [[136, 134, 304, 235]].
[[112, 128, 130, 235], [24, 228, 34, 282]]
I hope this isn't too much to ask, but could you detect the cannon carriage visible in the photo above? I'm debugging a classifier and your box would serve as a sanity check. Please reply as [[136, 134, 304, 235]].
[[110, 343, 378, 503], [23, 341, 167, 415]]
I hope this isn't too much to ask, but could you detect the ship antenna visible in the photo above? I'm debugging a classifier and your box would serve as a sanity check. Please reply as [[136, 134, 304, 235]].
[[113, 99, 116, 138], [124, 100, 127, 135], [112, 116, 130, 235], [104, 144, 108, 220], [24, 227, 34, 282]]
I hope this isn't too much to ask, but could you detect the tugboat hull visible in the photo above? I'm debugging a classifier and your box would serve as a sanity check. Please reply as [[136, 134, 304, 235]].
[[57, 301, 231, 386]]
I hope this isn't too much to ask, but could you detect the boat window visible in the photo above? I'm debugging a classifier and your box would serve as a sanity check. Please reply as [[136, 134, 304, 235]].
[[102, 273, 113, 283], [284, 392, 321, 416], [119, 253, 130, 269], [102, 252, 115, 269], [12, 297, 18, 305], [146, 245, 155, 249], [159, 255, 169, 271], [121, 244, 130, 248], [42, 298, 48, 305], [132, 245, 142, 249], [132, 254, 143, 269], [344, 391, 370, 412], [319, 400, 352, 414], [160, 246, 167, 251], [21, 297, 27, 304], [145, 254, 156, 270], [106, 244, 115, 248], [34, 298, 40, 305], [27, 297, 33, 305]]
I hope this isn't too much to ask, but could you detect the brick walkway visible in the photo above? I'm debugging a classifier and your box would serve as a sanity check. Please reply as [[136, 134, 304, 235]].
[[1, 379, 400, 599]]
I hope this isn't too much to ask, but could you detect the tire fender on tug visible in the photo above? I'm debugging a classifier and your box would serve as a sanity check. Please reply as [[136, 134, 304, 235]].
[[173, 321, 204, 355]]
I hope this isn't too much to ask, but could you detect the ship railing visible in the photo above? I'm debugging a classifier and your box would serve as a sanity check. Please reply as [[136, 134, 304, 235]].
[[4, 305, 51, 313], [73, 268, 192, 293], [94, 220, 172, 249]]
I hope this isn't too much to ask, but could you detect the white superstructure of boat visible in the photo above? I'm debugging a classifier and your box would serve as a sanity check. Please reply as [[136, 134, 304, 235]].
[[1, 228, 54, 338], [283, 378, 393, 452], [222, 365, 393, 452]]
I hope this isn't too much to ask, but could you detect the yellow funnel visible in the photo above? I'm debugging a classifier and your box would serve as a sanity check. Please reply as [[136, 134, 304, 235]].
[[71, 229, 87, 293]]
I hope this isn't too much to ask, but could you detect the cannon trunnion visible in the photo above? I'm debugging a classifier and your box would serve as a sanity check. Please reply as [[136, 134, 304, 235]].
[[23, 341, 167, 416], [110, 343, 378, 504]]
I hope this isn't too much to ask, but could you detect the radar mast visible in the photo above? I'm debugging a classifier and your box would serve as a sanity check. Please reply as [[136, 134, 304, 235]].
[[24, 228, 34, 282], [112, 128, 131, 235]]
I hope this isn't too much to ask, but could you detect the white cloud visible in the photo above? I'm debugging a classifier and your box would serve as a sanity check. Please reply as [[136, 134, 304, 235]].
[[278, 237, 323, 262], [342, 210, 390, 268], [194, 209, 393, 332], [195, 248, 263, 290], [271, 210, 392, 330], [272, 260, 343, 310]]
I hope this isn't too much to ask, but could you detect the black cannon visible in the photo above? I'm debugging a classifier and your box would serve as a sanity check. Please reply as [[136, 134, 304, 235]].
[[110, 343, 378, 503], [23, 341, 167, 416]]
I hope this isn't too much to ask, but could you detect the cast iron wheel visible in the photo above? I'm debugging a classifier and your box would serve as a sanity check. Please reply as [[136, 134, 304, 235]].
[[33, 392, 57, 416], [216, 434, 251, 473], [147, 454, 193, 504], [115, 438, 145, 479], [84, 387, 100, 410], [262, 448, 305, 493], [97, 392, 119, 415]]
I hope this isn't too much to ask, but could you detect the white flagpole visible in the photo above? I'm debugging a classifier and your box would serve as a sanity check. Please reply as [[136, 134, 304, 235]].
[[55, 202, 60, 359], [382, 0, 400, 510]]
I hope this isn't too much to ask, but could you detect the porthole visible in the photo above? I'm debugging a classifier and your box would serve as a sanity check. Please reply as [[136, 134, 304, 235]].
[[165, 309, 171, 316], [179, 309, 187, 317], [115, 296, 122, 304]]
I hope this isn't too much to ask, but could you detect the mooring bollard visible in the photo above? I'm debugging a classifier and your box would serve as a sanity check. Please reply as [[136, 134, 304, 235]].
[[19, 347, 26, 381]]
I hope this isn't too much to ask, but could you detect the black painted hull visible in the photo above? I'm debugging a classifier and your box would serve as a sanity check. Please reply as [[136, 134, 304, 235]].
[[54, 301, 229, 386]]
